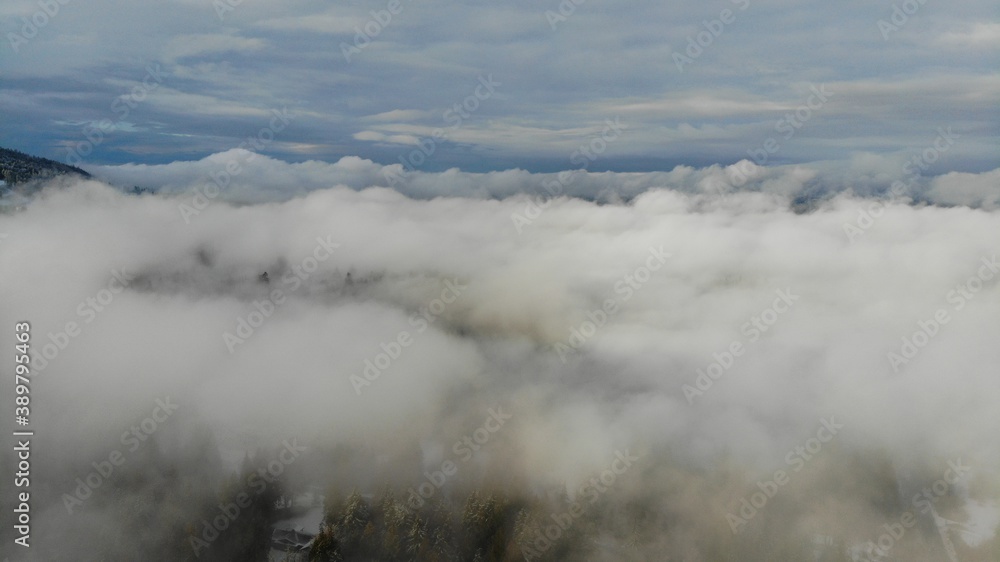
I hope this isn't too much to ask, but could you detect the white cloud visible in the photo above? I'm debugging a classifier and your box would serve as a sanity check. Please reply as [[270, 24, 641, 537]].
[[936, 22, 1000, 48], [3, 175, 1000, 558], [926, 169, 1000, 210], [162, 33, 267, 62], [604, 93, 794, 118], [364, 109, 436, 122], [255, 9, 366, 35]]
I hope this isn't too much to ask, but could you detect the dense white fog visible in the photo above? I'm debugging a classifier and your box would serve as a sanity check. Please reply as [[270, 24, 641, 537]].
[[1, 161, 998, 560]]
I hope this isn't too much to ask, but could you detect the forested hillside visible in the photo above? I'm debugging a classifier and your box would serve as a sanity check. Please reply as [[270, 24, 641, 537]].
[[0, 146, 90, 185]]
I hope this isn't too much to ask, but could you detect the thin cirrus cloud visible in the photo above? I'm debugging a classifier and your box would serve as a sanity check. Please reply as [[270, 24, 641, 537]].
[[254, 9, 365, 35], [161, 33, 267, 62], [934, 22, 1000, 47]]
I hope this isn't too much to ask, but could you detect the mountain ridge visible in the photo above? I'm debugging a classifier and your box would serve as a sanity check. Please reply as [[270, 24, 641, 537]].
[[0, 145, 91, 186]]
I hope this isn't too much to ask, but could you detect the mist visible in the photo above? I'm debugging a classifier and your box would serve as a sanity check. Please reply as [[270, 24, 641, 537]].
[[1, 161, 999, 561]]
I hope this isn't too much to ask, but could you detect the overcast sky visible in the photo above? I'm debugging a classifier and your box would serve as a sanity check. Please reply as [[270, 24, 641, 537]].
[[1, 0, 997, 172]]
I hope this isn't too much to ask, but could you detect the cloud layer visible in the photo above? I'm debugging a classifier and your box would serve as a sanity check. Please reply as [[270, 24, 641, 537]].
[[88, 148, 1000, 211], [1, 173, 998, 559]]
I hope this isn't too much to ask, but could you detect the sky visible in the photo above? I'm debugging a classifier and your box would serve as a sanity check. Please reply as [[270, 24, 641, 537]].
[[1, 0, 998, 173]]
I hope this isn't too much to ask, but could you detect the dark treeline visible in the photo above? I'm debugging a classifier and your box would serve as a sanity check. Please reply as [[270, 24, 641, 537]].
[[0, 146, 90, 186]]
